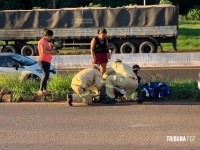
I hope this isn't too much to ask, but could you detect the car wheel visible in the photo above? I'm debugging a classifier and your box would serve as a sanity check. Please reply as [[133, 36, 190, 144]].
[[27, 74, 40, 82]]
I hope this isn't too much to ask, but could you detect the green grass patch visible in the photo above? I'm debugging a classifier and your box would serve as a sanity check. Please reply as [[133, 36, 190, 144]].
[[0, 73, 75, 102], [58, 49, 90, 55], [0, 73, 39, 101], [162, 22, 200, 52], [47, 73, 74, 100], [169, 80, 200, 100], [0, 73, 200, 102]]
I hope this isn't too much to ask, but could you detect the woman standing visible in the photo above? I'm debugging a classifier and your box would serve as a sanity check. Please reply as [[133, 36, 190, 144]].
[[37, 29, 57, 96], [90, 28, 111, 75]]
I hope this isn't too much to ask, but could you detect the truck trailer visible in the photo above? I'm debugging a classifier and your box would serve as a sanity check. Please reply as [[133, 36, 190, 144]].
[[0, 4, 178, 56]]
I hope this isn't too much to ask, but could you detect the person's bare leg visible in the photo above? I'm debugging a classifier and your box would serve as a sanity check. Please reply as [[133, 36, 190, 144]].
[[100, 63, 107, 75]]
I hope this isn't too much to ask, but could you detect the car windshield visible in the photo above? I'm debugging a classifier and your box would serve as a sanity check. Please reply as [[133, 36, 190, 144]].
[[11, 55, 37, 66]]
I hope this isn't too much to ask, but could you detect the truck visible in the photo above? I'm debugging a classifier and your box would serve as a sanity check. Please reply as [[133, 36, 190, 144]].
[[0, 4, 178, 56]]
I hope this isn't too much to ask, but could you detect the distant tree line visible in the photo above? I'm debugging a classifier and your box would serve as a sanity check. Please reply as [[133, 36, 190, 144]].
[[0, 0, 199, 15]]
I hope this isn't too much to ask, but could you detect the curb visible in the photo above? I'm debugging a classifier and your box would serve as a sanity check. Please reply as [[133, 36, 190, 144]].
[[30, 52, 200, 70]]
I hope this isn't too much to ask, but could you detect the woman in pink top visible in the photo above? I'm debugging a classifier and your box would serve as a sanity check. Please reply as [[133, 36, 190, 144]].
[[37, 29, 57, 96]]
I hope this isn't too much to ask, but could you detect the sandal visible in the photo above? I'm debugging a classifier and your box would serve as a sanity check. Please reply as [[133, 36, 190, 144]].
[[42, 90, 48, 94], [37, 90, 45, 96]]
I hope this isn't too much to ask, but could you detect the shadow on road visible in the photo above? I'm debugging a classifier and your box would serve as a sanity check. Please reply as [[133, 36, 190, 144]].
[[89, 100, 200, 107], [71, 100, 200, 107], [142, 100, 200, 105]]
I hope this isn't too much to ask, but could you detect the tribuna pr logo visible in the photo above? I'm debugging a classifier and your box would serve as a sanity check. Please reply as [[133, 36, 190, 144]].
[[167, 136, 195, 142]]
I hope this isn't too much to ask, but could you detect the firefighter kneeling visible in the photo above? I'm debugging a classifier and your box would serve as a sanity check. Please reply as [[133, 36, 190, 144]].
[[67, 64, 103, 106], [103, 59, 139, 103]]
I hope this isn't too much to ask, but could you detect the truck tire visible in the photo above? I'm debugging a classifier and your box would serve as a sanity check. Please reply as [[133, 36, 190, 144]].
[[120, 42, 136, 53], [108, 43, 117, 53], [21, 45, 35, 56], [139, 41, 156, 53], [2, 45, 16, 53]]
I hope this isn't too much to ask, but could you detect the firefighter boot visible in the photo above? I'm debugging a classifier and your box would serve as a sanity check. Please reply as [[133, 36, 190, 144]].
[[66, 94, 73, 106]]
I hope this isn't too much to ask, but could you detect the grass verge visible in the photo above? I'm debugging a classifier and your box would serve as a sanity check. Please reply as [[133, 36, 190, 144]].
[[0, 73, 200, 102]]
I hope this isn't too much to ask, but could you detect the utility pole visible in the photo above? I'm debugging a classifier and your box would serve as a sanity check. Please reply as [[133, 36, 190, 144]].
[[144, 0, 146, 6], [53, 0, 56, 9]]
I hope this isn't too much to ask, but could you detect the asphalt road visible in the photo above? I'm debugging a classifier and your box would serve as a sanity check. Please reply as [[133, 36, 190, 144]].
[[58, 67, 200, 80], [0, 103, 199, 150], [140, 67, 200, 81]]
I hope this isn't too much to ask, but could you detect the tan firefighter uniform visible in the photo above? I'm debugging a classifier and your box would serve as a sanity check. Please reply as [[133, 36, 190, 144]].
[[71, 64, 103, 105], [103, 61, 138, 100]]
